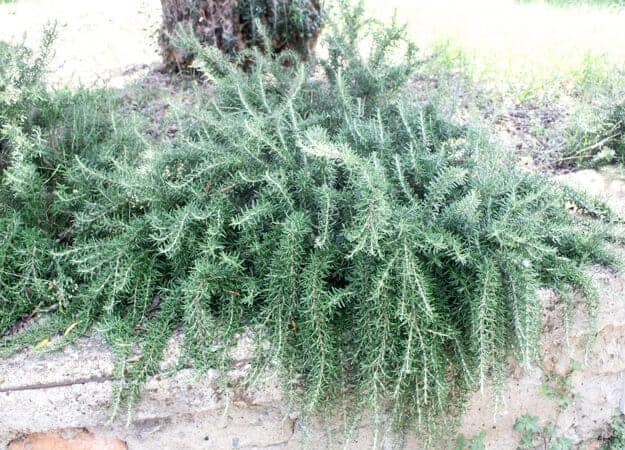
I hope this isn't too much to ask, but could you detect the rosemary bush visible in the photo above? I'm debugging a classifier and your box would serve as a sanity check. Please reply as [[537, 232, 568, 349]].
[[0, 27, 56, 172], [0, 3, 619, 442]]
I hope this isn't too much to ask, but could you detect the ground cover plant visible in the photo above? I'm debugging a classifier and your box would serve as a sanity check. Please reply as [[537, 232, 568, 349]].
[[559, 100, 625, 167], [0, 1, 621, 445]]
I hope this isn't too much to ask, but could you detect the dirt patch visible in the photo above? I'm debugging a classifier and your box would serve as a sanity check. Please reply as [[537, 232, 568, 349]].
[[494, 101, 569, 169], [556, 166, 625, 215], [8, 429, 126, 450]]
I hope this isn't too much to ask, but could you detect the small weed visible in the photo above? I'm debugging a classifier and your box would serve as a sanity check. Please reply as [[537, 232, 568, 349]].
[[515, 414, 574, 449], [455, 431, 486, 450], [602, 415, 625, 449], [540, 365, 578, 411]]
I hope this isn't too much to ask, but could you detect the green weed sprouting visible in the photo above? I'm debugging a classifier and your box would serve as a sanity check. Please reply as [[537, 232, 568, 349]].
[[0, 2, 620, 444], [603, 415, 625, 449], [514, 413, 574, 450]]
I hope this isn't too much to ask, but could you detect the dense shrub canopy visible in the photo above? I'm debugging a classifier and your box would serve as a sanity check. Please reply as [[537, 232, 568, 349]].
[[0, 29, 55, 172], [0, 3, 619, 443]]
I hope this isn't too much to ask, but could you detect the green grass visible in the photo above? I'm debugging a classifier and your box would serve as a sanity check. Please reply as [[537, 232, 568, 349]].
[[367, 0, 625, 100]]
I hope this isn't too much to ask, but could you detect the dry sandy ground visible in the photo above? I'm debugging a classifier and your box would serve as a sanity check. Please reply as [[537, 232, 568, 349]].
[[3, 0, 625, 91], [0, 0, 162, 87]]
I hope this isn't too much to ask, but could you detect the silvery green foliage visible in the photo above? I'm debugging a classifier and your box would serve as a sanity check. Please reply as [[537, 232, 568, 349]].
[[0, 5, 618, 442]]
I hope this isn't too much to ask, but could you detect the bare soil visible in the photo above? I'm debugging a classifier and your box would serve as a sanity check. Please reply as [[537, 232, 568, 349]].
[[0, 0, 162, 88], [8, 430, 127, 450]]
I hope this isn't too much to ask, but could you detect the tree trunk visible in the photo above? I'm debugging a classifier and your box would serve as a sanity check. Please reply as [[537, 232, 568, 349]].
[[159, 0, 323, 69]]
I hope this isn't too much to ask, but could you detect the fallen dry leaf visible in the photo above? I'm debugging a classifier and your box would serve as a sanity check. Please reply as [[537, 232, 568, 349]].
[[64, 321, 80, 336], [34, 338, 50, 350], [126, 354, 142, 363]]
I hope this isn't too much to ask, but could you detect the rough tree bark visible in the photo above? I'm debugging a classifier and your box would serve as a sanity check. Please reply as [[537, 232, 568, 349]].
[[159, 0, 323, 69]]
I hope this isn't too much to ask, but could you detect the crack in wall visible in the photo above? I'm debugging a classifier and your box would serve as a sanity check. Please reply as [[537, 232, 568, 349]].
[[0, 376, 112, 394], [0, 357, 256, 394]]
